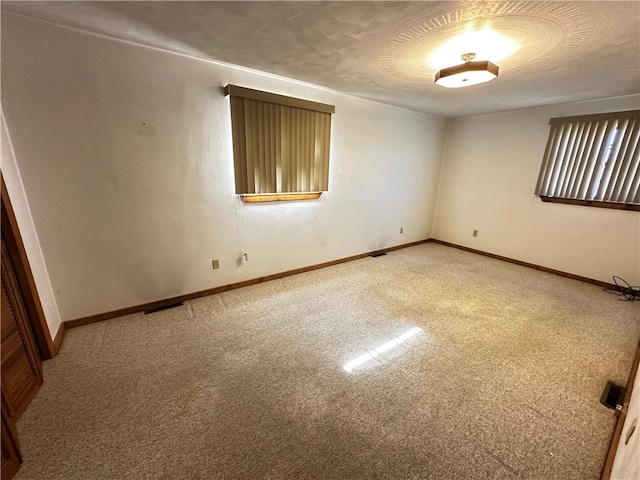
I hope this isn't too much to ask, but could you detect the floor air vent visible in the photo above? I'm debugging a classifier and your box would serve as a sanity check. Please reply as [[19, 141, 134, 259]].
[[144, 302, 184, 315], [600, 381, 626, 411], [370, 251, 387, 258]]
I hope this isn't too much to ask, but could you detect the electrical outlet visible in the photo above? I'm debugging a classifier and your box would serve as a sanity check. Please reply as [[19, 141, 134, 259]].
[[212, 259, 220, 270], [473, 230, 478, 237], [400, 227, 404, 234]]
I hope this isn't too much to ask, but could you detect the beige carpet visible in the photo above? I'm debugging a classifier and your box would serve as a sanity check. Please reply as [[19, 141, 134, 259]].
[[14, 243, 640, 479]]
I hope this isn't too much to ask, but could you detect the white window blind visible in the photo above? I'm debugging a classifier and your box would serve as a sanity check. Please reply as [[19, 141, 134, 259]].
[[535, 110, 639, 209], [225, 85, 334, 195]]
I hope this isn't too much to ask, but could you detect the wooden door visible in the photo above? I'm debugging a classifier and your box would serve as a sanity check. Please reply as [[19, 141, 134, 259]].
[[1, 388, 22, 480], [1, 234, 43, 420], [1, 176, 51, 480]]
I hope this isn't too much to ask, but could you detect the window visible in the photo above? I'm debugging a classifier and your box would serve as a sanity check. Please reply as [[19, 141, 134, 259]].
[[224, 85, 334, 202], [534, 110, 639, 211]]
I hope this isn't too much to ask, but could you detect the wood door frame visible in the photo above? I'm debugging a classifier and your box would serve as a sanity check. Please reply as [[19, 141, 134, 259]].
[[1, 174, 56, 360], [2, 235, 44, 419]]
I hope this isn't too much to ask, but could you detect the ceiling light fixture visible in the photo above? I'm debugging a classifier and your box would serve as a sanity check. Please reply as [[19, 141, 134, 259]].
[[434, 53, 499, 88]]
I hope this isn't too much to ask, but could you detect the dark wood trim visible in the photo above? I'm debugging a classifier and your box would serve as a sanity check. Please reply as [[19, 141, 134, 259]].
[[64, 237, 626, 330], [65, 239, 432, 329], [241, 192, 322, 203], [540, 196, 640, 212], [601, 340, 640, 480], [53, 322, 66, 355], [429, 239, 618, 290], [1, 175, 56, 360]]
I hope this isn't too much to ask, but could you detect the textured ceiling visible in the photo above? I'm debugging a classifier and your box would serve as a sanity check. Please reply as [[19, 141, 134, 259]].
[[3, 1, 640, 117]]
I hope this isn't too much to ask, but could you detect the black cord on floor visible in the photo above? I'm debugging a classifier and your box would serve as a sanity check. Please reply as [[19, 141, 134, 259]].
[[603, 276, 640, 301]]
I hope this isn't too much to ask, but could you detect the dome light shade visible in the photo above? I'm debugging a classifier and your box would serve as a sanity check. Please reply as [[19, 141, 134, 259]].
[[434, 53, 499, 88]]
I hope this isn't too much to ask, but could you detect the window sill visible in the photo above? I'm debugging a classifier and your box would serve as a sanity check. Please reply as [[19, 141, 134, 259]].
[[540, 196, 639, 211], [240, 192, 322, 203]]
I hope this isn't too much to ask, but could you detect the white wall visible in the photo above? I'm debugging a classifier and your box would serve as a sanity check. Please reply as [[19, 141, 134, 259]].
[[1, 14, 446, 321], [1, 112, 63, 338], [433, 95, 640, 285]]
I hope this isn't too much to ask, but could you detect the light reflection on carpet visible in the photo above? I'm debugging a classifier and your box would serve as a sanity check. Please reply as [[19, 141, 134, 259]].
[[343, 326, 423, 372]]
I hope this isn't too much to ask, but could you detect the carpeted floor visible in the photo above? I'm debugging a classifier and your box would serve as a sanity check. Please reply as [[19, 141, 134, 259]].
[[13, 243, 640, 479]]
